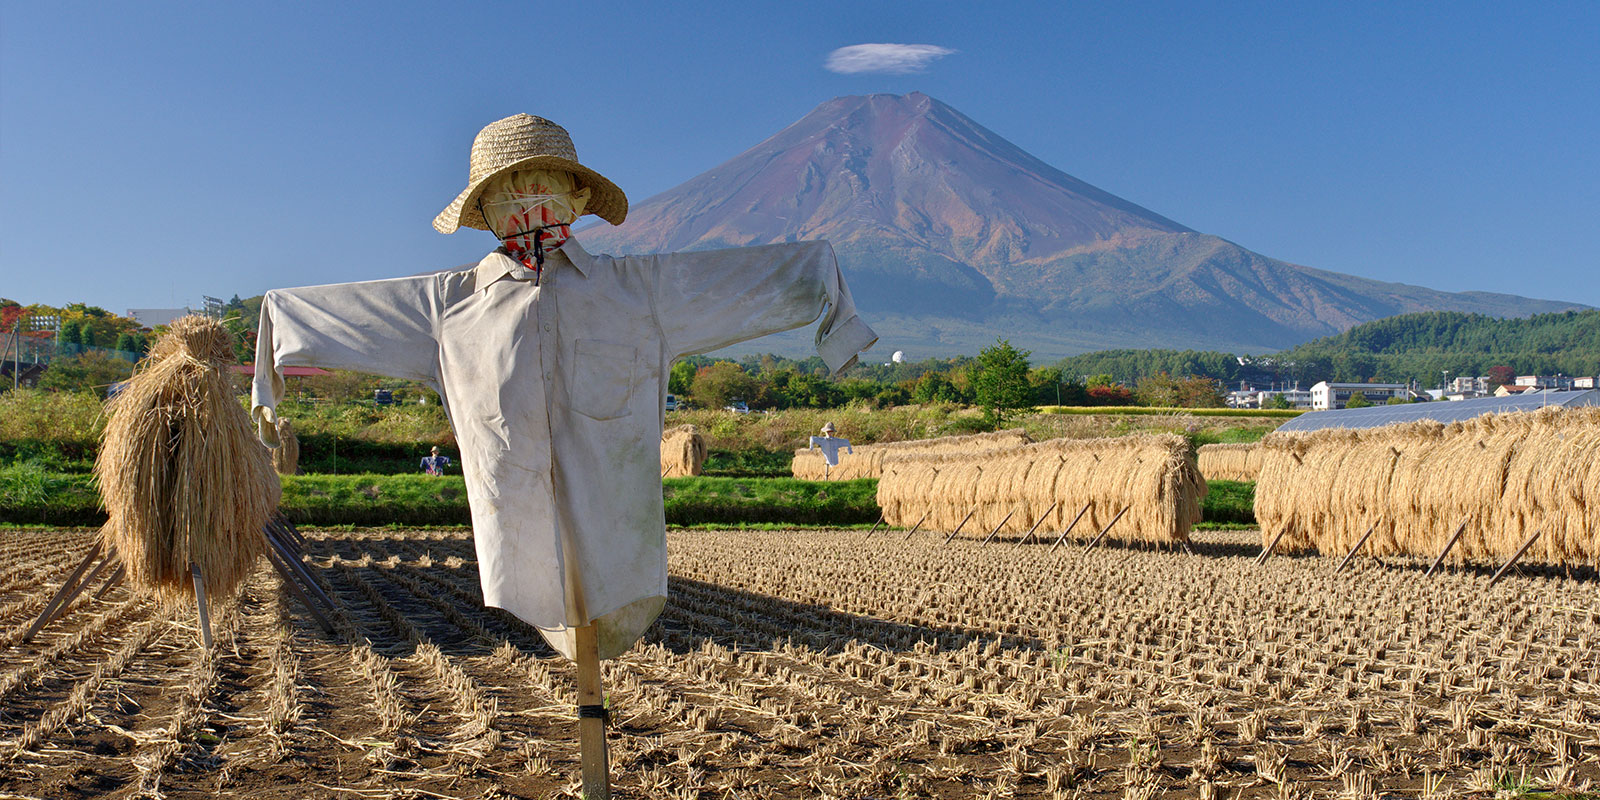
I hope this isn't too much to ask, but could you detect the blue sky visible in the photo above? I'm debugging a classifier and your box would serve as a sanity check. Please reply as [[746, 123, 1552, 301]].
[[3, 1, 1597, 314]]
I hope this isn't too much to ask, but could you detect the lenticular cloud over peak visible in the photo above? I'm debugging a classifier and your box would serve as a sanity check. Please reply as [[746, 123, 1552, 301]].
[[825, 43, 955, 74]]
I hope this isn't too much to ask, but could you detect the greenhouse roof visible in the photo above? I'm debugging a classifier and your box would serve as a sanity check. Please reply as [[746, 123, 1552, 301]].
[[1275, 389, 1600, 433]]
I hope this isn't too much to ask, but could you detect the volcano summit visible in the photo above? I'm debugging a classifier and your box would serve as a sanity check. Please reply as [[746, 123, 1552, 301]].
[[581, 93, 1582, 359]]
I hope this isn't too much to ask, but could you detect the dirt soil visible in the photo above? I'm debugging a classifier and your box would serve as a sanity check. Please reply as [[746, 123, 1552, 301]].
[[0, 527, 1596, 799]]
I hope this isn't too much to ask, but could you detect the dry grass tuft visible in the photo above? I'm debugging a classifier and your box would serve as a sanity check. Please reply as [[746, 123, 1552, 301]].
[[94, 315, 279, 604], [1197, 443, 1262, 482], [791, 428, 1031, 481], [877, 434, 1206, 544], [1254, 407, 1600, 565], [661, 424, 709, 478]]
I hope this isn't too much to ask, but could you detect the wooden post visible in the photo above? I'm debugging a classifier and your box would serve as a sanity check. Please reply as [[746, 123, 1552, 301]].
[[574, 623, 611, 799], [45, 554, 114, 627], [1335, 520, 1381, 574], [1424, 517, 1471, 577], [1489, 529, 1543, 587], [191, 562, 214, 650], [264, 540, 336, 634], [1015, 502, 1058, 547], [903, 510, 930, 541], [943, 508, 978, 544], [1049, 503, 1093, 551], [24, 542, 103, 642], [865, 513, 885, 536], [264, 525, 339, 613], [1082, 506, 1130, 552], [1255, 528, 1288, 564], [93, 565, 125, 600], [980, 509, 1018, 546]]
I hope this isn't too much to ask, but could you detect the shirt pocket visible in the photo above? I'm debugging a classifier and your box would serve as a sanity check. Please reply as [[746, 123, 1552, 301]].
[[569, 338, 638, 420]]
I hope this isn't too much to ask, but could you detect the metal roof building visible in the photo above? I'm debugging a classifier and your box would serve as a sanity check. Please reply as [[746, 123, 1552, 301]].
[[1274, 389, 1600, 433]]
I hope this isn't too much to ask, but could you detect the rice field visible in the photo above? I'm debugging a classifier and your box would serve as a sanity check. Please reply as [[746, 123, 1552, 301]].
[[2, 526, 1597, 799]]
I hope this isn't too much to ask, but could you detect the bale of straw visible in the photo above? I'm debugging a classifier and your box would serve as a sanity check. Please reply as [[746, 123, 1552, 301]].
[[271, 417, 300, 475], [1197, 443, 1263, 482], [791, 428, 1032, 481], [1253, 407, 1600, 566], [660, 424, 708, 478], [94, 316, 280, 605], [878, 434, 1205, 545]]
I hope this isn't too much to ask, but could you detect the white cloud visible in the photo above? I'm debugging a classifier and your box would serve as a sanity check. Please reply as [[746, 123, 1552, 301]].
[[824, 43, 956, 75]]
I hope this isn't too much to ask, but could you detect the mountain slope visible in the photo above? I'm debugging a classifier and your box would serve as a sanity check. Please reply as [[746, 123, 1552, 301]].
[[580, 92, 1585, 359]]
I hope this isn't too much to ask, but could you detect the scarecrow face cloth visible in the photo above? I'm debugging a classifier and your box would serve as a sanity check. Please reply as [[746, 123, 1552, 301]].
[[252, 114, 878, 661]]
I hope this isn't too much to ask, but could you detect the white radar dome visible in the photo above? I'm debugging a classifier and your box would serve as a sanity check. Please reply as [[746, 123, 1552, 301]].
[[891, 350, 905, 363]]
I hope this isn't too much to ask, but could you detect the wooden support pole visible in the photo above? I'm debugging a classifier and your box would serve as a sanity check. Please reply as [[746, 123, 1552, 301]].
[[93, 565, 125, 600], [865, 513, 885, 537], [1014, 502, 1058, 547], [1335, 520, 1381, 574], [1050, 504, 1093, 552], [1255, 528, 1288, 564], [943, 508, 978, 544], [24, 542, 103, 642], [46, 554, 114, 627], [1424, 517, 1471, 577], [903, 510, 930, 541], [980, 509, 1018, 546], [264, 525, 339, 613], [1489, 529, 1543, 587], [191, 562, 214, 650], [1082, 506, 1130, 552], [265, 539, 336, 634], [574, 623, 611, 800]]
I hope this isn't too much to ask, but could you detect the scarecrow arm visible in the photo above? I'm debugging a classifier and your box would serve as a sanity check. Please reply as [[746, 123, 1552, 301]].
[[251, 276, 441, 445], [650, 240, 877, 376]]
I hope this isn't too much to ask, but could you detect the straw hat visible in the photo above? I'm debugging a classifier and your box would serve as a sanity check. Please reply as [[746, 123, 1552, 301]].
[[433, 114, 628, 233], [821, 422, 836, 434]]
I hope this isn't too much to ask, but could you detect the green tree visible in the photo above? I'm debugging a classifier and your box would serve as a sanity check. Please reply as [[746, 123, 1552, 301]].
[[911, 371, 963, 405], [1344, 392, 1374, 409], [1264, 393, 1293, 410], [668, 360, 697, 396], [971, 338, 1033, 428], [38, 351, 134, 395], [59, 321, 82, 346], [688, 361, 758, 410]]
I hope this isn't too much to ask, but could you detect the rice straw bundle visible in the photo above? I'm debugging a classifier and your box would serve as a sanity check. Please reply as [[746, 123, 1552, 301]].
[[1254, 407, 1600, 566], [271, 416, 300, 475], [1197, 442, 1263, 482], [877, 434, 1205, 545], [660, 424, 708, 478], [791, 428, 1031, 481], [95, 316, 280, 604]]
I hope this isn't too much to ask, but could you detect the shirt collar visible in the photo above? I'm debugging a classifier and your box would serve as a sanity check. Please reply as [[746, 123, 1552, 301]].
[[472, 236, 592, 292]]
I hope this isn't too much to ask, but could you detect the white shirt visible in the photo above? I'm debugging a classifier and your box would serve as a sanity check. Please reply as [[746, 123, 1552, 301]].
[[808, 435, 854, 466], [252, 237, 876, 659]]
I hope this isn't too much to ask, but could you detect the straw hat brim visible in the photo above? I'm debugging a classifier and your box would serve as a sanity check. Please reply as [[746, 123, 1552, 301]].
[[433, 154, 628, 234]]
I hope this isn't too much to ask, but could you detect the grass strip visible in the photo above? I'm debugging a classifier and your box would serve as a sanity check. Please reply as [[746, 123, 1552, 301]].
[[1038, 405, 1303, 419]]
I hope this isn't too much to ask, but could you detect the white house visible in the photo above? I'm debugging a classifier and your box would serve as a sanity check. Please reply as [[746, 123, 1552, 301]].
[[1309, 381, 1410, 410]]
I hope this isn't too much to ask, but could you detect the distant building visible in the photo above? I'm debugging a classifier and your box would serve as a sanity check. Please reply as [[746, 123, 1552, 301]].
[[1515, 375, 1575, 390], [1448, 376, 1489, 396], [127, 307, 191, 328], [1257, 388, 1313, 409], [1495, 384, 1537, 397], [1309, 381, 1410, 410], [1576, 377, 1598, 390]]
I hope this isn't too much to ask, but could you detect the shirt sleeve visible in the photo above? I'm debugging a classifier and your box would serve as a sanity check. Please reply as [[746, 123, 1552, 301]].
[[650, 240, 877, 375], [252, 275, 439, 445]]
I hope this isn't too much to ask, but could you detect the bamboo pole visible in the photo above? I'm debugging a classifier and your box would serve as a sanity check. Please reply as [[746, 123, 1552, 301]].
[[980, 509, 1018, 546], [1335, 520, 1381, 574], [24, 542, 102, 642], [191, 562, 213, 649], [1049, 503, 1092, 552], [1014, 502, 1058, 547], [943, 508, 978, 544], [1424, 517, 1471, 577], [264, 539, 336, 634], [574, 623, 611, 799], [45, 554, 114, 627], [864, 513, 885, 537], [93, 565, 126, 600], [1255, 528, 1288, 564], [903, 510, 930, 541], [1082, 506, 1130, 552], [1488, 530, 1543, 587]]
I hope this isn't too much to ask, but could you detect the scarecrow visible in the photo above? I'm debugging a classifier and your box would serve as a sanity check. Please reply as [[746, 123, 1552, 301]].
[[251, 114, 877, 794], [808, 421, 854, 478]]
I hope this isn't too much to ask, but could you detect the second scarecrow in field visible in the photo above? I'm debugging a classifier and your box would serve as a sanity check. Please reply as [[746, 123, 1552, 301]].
[[251, 114, 877, 660]]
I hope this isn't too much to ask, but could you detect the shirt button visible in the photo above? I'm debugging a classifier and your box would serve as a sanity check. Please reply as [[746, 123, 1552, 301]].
[[543, 323, 551, 331], [544, 372, 552, 381]]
